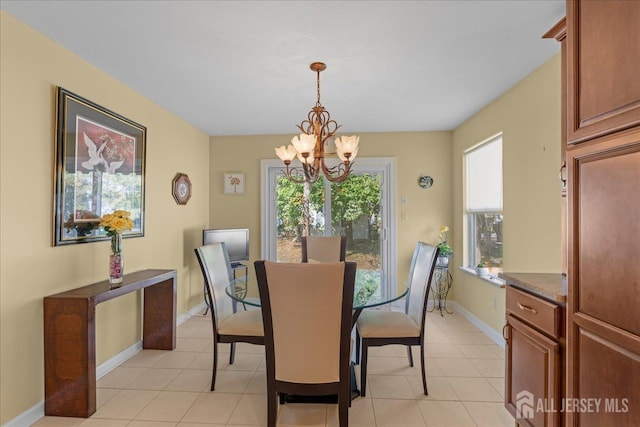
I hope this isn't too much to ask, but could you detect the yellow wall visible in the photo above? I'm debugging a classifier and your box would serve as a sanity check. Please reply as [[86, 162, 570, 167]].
[[1, 8, 562, 423], [0, 12, 210, 424], [451, 54, 562, 331], [210, 132, 453, 291]]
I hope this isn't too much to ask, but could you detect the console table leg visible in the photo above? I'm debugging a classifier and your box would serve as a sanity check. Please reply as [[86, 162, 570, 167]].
[[143, 278, 176, 350], [44, 298, 96, 417]]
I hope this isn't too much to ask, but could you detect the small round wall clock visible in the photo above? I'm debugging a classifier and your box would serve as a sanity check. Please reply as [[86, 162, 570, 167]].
[[418, 175, 434, 189], [172, 173, 192, 205]]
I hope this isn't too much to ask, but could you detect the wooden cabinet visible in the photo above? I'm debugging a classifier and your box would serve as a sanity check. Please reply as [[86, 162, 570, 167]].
[[562, 1, 640, 425], [543, 18, 568, 277], [505, 285, 564, 427], [566, 128, 640, 426], [566, 0, 640, 144]]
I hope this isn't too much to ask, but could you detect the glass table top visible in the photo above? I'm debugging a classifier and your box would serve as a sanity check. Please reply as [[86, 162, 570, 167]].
[[225, 269, 407, 310]]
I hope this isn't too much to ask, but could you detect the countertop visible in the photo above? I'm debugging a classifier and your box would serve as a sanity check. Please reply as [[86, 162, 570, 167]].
[[499, 272, 567, 303]]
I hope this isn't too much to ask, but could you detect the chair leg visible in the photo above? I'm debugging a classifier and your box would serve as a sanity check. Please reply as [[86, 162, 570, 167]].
[[355, 328, 361, 364], [339, 387, 349, 427], [211, 339, 218, 391], [420, 341, 428, 395], [407, 345, 414, 367], [360, 342, 369, 397], [267, 390, 277, 427], [229, 342, 236, 364]]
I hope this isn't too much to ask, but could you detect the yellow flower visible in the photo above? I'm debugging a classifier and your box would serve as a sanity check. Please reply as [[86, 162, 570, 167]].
[[440, 225, 449, 233], [100, 210, 134, 235]]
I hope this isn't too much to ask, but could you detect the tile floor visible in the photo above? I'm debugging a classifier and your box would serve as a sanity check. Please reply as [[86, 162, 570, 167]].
[[33, 309, 513, 426]]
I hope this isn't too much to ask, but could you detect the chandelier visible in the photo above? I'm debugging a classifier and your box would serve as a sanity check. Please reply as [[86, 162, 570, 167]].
[[275, 62, 359, 183]]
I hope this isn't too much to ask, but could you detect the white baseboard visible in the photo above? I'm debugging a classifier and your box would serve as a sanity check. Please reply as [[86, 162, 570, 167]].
[[3, 401, 43, 427], [4, 302, 208, 427], [451, 301, 506, 348]]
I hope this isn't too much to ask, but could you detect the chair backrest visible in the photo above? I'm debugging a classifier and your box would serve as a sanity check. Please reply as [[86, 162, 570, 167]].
[[404, 242, 439, 331], [254, 260, 356, 384], [195, 243, 236, 331], [301, 235, 347, 262]]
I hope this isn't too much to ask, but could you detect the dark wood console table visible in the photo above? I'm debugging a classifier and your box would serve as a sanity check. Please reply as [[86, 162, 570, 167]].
[[44, 269, 177, 418]]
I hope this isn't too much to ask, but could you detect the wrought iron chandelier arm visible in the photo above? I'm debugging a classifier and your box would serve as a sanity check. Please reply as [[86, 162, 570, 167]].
[[321, 161, 352, 183]]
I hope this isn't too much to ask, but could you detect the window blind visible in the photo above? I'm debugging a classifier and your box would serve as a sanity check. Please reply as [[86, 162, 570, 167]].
[[465, 136, 503, 212]]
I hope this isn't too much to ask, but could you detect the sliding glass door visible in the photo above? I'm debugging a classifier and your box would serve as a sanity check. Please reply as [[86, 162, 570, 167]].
[[261, 158, 396, 299]]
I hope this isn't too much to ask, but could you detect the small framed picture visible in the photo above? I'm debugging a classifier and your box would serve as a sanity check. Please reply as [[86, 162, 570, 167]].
[[172, 173, 192, 205], [224, 172, 245, 194]]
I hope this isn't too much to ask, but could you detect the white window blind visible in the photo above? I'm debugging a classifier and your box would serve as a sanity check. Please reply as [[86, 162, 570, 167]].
[[466, 136, 503, 212]]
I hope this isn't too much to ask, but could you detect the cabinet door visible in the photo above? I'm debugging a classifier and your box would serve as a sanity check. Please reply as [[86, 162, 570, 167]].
[[566, 128, 640, 426], [506, 315, 561, 427], [566, 0, 640, 144]]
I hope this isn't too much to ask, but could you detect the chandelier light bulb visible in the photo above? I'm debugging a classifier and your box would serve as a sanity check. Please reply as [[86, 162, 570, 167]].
[[275, 144, 297, 163], [291, 133, 316, 156]]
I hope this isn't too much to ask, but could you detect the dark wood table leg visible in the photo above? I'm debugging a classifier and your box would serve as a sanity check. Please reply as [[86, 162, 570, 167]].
[[44, 298, 96, 417], [143, 278, 176, 350]]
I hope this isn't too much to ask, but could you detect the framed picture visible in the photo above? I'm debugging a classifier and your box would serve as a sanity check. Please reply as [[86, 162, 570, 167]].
[[53, 87, 146, 246], [172, 172, 192, 205], [224, 172, 245, 194]]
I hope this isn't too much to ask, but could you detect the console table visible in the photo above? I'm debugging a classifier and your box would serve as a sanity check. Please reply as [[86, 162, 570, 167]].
[[44, 269, 177, 418]]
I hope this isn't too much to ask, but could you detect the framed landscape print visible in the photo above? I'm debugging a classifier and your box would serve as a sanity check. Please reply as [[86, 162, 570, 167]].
[[53, 87, 146, 246]]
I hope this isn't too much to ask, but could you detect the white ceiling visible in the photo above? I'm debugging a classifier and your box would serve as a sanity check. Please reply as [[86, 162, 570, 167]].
[[1, 0, 565, 136]]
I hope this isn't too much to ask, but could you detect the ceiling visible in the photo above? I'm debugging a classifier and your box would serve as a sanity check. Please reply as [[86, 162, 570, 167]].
[[1, 1, 565, 136]]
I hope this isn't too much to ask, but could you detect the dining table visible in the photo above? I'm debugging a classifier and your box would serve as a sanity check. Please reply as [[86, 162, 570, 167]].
[[224, 268, 408, 401]]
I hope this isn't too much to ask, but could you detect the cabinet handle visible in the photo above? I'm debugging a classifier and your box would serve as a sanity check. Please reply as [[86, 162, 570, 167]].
[[517, 302, 538, 314], [502, 324, 509, 341], [559, 161, 567, 188]]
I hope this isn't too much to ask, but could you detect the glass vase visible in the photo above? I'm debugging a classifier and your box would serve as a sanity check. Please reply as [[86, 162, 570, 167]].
[[109, 233, 124, 285]]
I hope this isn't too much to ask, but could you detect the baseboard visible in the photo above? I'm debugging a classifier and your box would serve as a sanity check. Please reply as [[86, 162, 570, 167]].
[[4, 302, 208, 427], [451, 301, 506, 348]]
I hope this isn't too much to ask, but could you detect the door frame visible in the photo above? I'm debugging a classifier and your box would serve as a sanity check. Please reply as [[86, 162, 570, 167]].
[[260, 157, 397, 298]]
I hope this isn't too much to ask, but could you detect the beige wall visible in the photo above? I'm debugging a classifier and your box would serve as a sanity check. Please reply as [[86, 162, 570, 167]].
[[1, 8, 562, 423], [210, 131, 453, 291], [451, 54, 562, 331], [0, 12, 210, 424]]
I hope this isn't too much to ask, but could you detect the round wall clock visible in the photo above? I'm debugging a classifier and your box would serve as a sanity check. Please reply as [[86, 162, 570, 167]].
[[418, 175, 434, 189], [172, 173, 192, 205]]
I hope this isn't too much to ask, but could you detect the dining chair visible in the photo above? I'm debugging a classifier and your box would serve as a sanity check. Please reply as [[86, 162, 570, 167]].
[[254, 260, 356, 427], [195, 243, 264, 391], [355, 241, 439, 396], [301, 235, 347, 262]]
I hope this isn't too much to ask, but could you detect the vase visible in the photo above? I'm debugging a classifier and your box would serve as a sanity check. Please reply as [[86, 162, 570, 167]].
[[109, 233, 124, 285], [436, 253, 453, 268]]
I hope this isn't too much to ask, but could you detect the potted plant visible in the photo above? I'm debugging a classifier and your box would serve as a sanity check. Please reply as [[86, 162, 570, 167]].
[[436, 225, 453, 267], [476, 263, 490, 277]]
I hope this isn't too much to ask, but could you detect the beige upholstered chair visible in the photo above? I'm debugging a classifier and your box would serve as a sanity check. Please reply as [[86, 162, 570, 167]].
[[356, 242, 439, 396], [301, 235, 347, 262], [254, 260, 356, 427], [195, 243, 264, 391]]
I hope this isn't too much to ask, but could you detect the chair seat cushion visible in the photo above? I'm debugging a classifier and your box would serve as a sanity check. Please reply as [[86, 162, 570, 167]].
[[218, 309, 264, 337], [357, 310, 420, 338]]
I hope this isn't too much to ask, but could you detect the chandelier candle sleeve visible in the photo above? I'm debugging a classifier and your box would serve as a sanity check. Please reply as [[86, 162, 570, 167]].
[[275, 62, 360, 183]]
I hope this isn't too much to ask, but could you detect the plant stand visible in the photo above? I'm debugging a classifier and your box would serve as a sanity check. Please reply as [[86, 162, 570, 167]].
[[429, 256, 453, 316]]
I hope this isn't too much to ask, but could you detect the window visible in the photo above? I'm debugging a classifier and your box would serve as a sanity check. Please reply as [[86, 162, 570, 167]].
[[465, 134, 503, 274]]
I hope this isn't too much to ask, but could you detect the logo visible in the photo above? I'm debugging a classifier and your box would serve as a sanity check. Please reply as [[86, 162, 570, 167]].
[[515, 389, 630, 417], [516, 390, 535, 419]]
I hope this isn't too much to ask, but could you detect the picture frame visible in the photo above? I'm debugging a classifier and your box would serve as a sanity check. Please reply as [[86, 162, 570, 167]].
[[172, 172, 192, 205], [53, 87, 146, 246], [224, 172, 245, 194]]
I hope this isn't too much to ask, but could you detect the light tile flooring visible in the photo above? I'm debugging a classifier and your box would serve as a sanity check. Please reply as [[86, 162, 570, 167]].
[[33, 309, 513, 427]]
